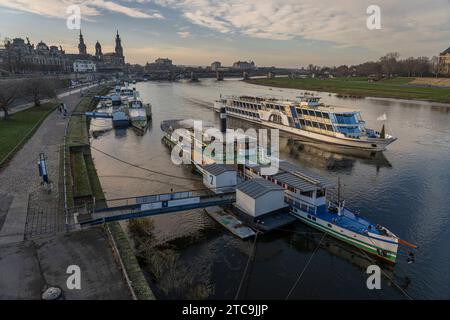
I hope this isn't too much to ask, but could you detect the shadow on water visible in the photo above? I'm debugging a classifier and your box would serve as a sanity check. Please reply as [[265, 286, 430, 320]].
[[282, 138, 392, 172]]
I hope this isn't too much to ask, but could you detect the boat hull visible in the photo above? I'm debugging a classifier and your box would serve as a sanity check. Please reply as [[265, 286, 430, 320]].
[[291, 208, 398, 263]]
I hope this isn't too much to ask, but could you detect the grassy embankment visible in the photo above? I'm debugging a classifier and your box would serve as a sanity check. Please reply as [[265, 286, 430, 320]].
[[0, 102, 58, 168], [65, 87, 155, 300], [246, 77, 450, 103]]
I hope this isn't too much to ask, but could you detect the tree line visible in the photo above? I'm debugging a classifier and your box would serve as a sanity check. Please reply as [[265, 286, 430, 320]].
[[0, 78, 64, 120], [306, 52, 445, 78]]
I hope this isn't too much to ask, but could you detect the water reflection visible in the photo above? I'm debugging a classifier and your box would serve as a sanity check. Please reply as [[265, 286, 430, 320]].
[[282, 138, 392, 172]]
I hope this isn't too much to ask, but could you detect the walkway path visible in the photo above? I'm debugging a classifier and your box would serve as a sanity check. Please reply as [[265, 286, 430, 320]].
[[0, 92, 81, 242], [0, 83, 98, 118], [0, 87, 131, 299]]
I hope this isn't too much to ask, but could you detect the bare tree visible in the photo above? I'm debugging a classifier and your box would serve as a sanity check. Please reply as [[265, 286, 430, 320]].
[[0, 80, 22, 120], [379, 52, 400, 77], [23, 78, 56, 106], [430, 56, 441, 78]]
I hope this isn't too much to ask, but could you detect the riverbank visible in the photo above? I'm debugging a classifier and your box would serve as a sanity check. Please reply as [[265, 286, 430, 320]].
[[0, 86, 133, 299], [245, 77, 450, 103], [64, 87, 155, 300]]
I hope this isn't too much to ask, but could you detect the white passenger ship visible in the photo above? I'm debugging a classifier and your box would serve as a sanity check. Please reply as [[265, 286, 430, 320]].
[[214, 95, 396, 151]]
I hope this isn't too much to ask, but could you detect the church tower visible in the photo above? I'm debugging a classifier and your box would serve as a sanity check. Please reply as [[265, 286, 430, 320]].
[[115, 30, 123, 57], [78, 30, 87, 55], [95, 41, 103, 58]]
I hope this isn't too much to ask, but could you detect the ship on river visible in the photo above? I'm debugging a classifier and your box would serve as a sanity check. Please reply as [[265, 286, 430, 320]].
[[239, 161, 416, 263], [214, 95, 396, 151]]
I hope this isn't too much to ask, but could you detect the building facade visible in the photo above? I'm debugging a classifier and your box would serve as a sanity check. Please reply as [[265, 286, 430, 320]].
[[73, 59, 96, 73], [80, 30, 125, 72], [232, 60, 256, 70], [0, 37, 69, 73], [0, 30, 125, 74], [211, 61, 221, 71], [439, 46, 450, 75]]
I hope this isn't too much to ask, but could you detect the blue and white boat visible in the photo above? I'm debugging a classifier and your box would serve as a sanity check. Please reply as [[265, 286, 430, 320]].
[[214, 95, 396, 151], [239, 161, 412, 263]]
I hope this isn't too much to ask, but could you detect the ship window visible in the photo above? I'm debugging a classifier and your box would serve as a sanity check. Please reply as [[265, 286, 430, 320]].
[[317, 189, 326, 197], [299, 119, 306, 126], [308, 110, 315, 116], [287, 186, 296, 193], [301, 191, 313, 198], [319, 123, 326, 130], [311, 216, 316, 221], [328, 223, 332, 228], [314, 111, 322, 118], [326, 125, 334, 132], [323, 113, 330, 119], [307, 215, 311, 219]]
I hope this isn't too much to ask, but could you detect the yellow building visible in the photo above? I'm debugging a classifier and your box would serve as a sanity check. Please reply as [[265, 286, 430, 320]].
[[439, 47, 450, 74]]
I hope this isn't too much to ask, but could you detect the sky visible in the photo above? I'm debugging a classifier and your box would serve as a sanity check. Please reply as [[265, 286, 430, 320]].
[[0, 0, 449, 67]]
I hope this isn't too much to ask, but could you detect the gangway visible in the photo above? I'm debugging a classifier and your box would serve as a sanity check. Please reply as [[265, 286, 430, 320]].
[[75, 189, 236, 227]]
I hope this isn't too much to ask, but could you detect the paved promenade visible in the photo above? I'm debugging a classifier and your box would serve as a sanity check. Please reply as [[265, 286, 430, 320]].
[[0, 88, 131, 299]]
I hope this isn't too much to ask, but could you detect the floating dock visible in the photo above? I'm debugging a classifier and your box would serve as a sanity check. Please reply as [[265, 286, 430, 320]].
[[204, 206, 256, 239]]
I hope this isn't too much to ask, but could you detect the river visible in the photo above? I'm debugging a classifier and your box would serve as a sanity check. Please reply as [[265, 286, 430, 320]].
[[90, 78, 450, 299]]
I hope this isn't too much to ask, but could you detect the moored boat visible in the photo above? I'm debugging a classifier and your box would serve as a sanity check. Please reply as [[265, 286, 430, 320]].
[[239, 160, 412, 263], [214, 95, 396, 151]]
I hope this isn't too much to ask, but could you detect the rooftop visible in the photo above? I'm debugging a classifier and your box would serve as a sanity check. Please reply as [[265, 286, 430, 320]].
[[237, 178, 284, 199], [225, 95, 360, 113], [441, 47, 450, 55], [247, 160, 336, 191], [203, 164, 236, 176]]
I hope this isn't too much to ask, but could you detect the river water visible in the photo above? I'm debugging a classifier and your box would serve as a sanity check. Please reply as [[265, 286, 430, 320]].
[[90, 78, 450, 299]]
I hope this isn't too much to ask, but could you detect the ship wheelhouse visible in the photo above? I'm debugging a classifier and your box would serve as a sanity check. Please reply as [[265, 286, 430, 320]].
[[239, 161, 335, 216], [328, 111, 366, 138]]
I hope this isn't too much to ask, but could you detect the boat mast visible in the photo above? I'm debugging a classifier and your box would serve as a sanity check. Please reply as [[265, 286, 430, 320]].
[[337, 177, 341, 206]]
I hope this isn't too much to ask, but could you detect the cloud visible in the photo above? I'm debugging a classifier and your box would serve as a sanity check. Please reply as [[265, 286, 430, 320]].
[[151, 0, 450, 56], [177, 31, 190, 38], [0, 0, 164, 19]]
